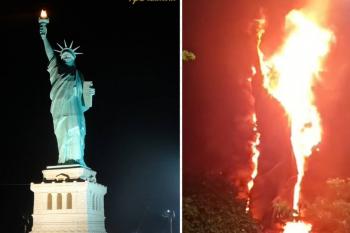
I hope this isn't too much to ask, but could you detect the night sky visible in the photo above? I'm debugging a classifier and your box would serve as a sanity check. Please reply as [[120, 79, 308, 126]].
[[0, 1, 179, 233], [183, 0, 350, 225]]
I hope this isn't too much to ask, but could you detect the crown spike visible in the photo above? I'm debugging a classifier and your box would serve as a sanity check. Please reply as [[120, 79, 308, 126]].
[[54, 49, 61, 53], [73, 46, 80, 52], [56, 39, 83, 57], [56, 43, 63, 50]]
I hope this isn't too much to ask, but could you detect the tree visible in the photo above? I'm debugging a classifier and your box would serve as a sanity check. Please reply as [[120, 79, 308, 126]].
[[182, 50, 196, 61], [183, 173, 262, 233], [271, 198, 294, 225], [304, 178, 350, 233]]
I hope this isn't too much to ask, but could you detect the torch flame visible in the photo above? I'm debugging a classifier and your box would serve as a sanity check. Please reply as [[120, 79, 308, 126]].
[[283, 221, 312, 233], [40, 10, 47, 18], [257, 8, 333, 215]]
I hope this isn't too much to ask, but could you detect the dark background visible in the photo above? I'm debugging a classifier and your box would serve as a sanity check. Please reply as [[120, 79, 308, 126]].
[[0, 1, 179, 233], [183, 0, 350, 224]]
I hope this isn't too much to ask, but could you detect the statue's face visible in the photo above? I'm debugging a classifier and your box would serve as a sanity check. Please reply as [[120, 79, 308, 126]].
[[61, 51, 75, 66]]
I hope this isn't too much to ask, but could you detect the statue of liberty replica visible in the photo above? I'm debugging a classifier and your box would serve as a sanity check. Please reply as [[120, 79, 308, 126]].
[[30, 11, 107, 233], [39, 15, 95, 166]]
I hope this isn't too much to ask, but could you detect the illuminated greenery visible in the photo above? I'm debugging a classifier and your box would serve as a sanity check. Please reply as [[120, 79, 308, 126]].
[[304, 178, 350, 233], [271, 198, 294, 224], [182, 50, 196, 61], [183, 173, 261, 233]]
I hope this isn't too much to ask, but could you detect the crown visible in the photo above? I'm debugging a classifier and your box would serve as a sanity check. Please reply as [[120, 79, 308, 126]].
[[54, 40, 83, 58]]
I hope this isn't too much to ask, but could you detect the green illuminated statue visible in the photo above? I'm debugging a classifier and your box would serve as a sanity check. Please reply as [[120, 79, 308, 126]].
[[40, 21, 95, 166]]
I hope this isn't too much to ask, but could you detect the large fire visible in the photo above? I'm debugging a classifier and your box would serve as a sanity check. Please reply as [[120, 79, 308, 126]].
[[256, 4, 333, 233]]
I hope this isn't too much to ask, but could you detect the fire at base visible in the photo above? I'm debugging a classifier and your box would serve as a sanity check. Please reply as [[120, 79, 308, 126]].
[[283, 221, 312, 233]]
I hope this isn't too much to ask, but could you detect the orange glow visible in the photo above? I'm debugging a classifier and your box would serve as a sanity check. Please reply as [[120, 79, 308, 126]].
[[40, 10, 47, 18], [283, 221, 312, 233], [257, 8, 333, 215]]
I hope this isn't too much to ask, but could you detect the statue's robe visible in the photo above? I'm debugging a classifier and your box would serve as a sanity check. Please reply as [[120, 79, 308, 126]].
[[48, 56, 87, 165]]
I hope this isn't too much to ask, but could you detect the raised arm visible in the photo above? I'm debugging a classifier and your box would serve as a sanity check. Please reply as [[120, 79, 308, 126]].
[[40, 24, 54, 61]]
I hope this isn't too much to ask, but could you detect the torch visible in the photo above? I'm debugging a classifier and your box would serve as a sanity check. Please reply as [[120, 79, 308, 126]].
[[38, 9, 49, 26]]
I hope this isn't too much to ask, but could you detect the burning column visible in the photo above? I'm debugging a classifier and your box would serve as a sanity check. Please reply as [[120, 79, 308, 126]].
[[245, 17, 266, 213], [256, 4, 333, 232], [246, 71, 261, 213]]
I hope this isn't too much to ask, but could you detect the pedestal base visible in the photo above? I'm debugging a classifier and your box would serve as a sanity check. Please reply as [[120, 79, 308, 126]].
[[30, 165, 107, 233]]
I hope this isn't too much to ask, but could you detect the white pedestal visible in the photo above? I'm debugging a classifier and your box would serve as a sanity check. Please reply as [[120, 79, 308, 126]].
[[30, 165, 107, 233]]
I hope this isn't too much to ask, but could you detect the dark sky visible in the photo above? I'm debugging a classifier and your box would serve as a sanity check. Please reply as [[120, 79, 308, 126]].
[[0, 1, 179, 233], [183, 0, 350, 224]]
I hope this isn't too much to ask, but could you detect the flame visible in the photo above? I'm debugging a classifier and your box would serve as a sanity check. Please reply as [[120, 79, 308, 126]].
[[283, 221, 312, 233], [246, 68, 261, 212], [247, 113, 261, 192], [257, 8, 333, 214], [40, 10, 47, 18]]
